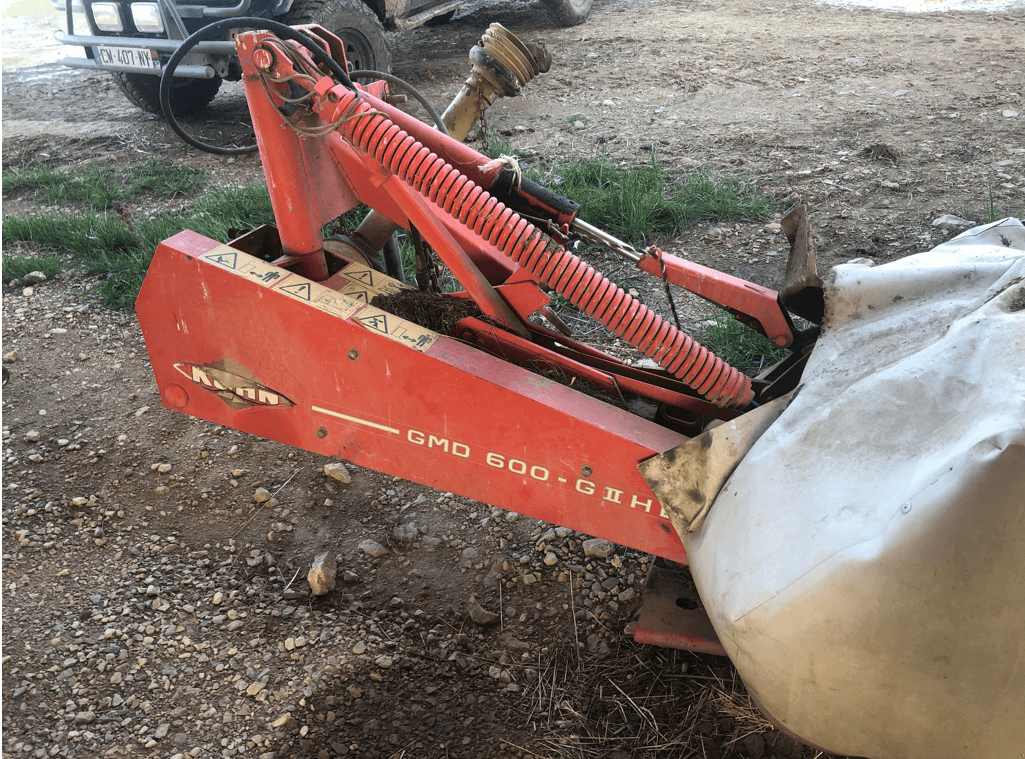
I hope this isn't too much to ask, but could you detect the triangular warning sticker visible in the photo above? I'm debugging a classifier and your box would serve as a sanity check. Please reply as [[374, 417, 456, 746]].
[[348, 269, 376, 285], [206, 251, 238, 269], [359, 313, 390, 334], [278, 282, 312, 301]]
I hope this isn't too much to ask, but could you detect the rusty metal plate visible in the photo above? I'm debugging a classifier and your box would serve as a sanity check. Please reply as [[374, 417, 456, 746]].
[[634, 562, 725, 656]]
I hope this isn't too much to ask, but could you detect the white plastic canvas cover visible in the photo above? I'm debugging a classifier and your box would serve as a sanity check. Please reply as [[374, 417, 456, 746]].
[[686, 218, 1025, 758]]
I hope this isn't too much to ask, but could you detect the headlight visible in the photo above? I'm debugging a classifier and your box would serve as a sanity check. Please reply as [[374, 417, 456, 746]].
[[91, 2, 123, 31], [130, 3, 163, 33]]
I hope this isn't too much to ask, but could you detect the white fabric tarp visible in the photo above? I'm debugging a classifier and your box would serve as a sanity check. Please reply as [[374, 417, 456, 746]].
[[686, 218, 1025, 758]]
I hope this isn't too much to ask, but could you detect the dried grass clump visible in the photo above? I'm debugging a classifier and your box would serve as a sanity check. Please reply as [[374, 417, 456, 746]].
[[522, 638, 837, 759]]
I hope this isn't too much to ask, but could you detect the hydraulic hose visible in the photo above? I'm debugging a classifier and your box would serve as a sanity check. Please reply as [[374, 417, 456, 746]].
[[348, 70, 449, 136], [316, 86, 754, 408], [159, 17, 356, 156]]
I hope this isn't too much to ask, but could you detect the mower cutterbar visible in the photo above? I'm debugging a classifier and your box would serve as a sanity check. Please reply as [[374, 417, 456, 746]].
[[137, 25, 797, 652]]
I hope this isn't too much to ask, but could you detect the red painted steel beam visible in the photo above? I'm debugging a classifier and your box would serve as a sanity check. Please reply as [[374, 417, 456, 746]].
[[379, 174, 530, 337], [456, 317, 731, 419], [136, 232, 690, 564], [637, 249, 794, 348]]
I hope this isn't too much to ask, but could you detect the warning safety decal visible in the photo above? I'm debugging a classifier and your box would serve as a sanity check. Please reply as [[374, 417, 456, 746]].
[[273, 279, 362, 321], [355, 306, 439, 352], [200, 245, 437, 352], [337, 262, 410, 303], [201, 244, 360, 320]]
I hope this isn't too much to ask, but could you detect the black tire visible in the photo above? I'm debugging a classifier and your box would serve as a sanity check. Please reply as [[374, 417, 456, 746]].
[[112, 72, 222, 116], [283, 0, 391, 73], [541, 0, 592, 26], [424, 9, 456, 26]]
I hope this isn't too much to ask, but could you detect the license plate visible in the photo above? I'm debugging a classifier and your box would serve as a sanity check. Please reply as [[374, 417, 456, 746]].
[[95, 45, 161, 71]]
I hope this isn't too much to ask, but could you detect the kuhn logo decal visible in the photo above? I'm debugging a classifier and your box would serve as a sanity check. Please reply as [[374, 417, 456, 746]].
[[174, 361, 293, 410]]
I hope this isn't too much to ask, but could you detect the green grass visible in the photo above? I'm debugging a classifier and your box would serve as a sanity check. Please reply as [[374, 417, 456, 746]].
[[2, 252, 62, 283], [2, 151, 773, 312], [468, 124, 518, 160], [980, 188, 1022, 224], [2, 182, 276, 309], [541, 152, 771, 246], [700, 310, 784, 370], [2, 158, 203, 211]]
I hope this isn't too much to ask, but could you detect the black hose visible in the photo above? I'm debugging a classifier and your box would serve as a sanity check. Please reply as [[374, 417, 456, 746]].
[[381, 233, 405, 283], [159, 16, 356, 156], [348, 69, 449, 137]]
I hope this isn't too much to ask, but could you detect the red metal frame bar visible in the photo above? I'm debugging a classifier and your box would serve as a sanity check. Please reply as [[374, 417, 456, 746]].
[[455, 316, 730, 421], [137, 232, 690, 564], [634, 563, 726, 655], [638, 249, 794, 348]]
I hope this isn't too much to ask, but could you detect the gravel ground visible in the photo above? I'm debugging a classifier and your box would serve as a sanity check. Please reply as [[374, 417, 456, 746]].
[[1, 279, 679, 759]]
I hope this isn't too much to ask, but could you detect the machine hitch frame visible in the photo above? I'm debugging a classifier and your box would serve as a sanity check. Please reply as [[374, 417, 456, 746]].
[[137, 25, 805, 653]]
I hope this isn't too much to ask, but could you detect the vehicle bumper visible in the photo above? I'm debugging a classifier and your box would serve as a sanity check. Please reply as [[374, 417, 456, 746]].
[[50, 0, 253, 78], [53, 32, 236, 77]]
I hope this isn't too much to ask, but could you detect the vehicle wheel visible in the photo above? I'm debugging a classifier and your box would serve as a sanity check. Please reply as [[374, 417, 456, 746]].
[[112, 72, 222, 116], [283, 0, 391, 73], [541, 0, 592, 26], [424, 9, 456, 26]]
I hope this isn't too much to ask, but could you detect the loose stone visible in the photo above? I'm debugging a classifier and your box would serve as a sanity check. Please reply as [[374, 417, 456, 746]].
[[582, 538, 615, 558], [393, 523, 417, 543], [358, 539, 388, 558], [468, 596, 499, 626], [323, 462, 351, 483], [307, 552, 337, 596], [270, 713, 293, 729]]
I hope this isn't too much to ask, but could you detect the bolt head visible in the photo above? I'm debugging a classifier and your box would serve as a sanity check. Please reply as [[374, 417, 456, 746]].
[[253, 48, 274, 70]]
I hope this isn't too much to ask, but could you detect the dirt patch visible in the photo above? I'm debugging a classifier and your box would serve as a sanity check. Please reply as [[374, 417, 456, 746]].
[[371, 289, 486, 334]]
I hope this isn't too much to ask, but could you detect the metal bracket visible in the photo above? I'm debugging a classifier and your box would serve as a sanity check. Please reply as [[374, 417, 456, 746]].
[[634, 562, 726, 655]]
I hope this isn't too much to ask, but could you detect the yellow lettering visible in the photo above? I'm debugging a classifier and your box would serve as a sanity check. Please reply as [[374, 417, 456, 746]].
[[486, 452, 504, 468], [604, 487, 623, 504], [452, 442, 470, 458], [257, 389, 278, 405], [428, 435, 449, 453], [407, 430, 425, 445], [630, 494, 654, 512], [192, 367, 213, 387], [576, 479, 595, 495]]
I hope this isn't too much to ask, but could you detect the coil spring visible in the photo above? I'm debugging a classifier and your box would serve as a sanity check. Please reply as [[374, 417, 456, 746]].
[[324, 89, 754, 408]]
